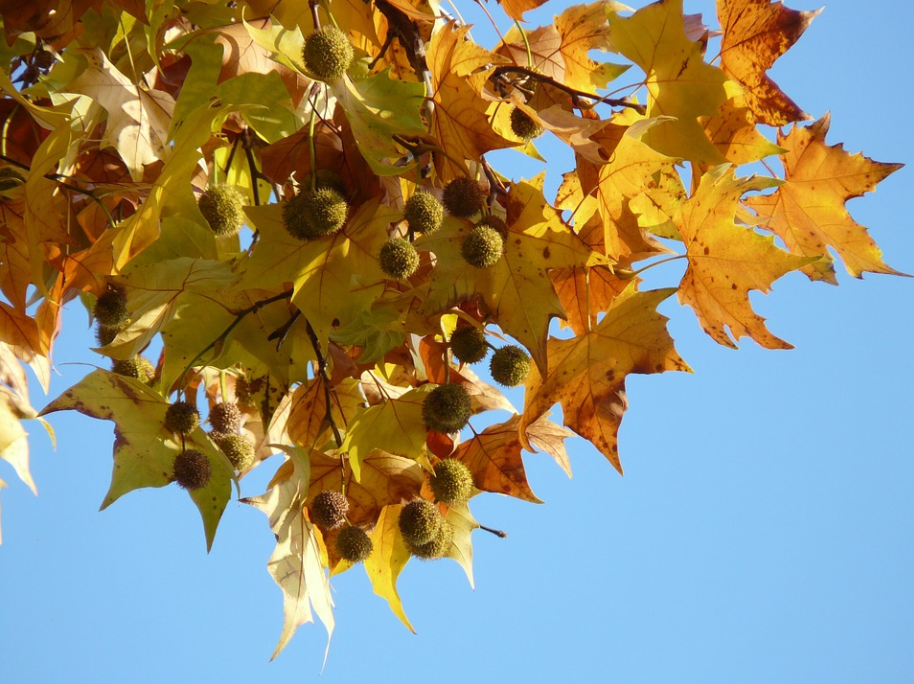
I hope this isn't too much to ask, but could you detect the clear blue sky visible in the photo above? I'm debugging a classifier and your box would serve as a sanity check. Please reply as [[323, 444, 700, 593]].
[[2, 1, 912, 682]]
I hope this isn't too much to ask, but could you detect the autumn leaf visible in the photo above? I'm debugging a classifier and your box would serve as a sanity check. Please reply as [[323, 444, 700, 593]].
[[498, 0, 549, 21], [364, 504, 414, 632], [702, 98, 784, 165], [745, 115, 905, 284], [287, 378, 365, 452], [520, 287, 691, 473], [609, 0, 729, 164], [717, 0, 819, 126], [40, 369, 233, 550], [676, 167, 816, 349]]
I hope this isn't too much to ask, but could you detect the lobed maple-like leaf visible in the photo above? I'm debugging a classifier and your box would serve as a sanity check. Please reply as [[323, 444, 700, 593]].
[[364, 504, 414, 632]]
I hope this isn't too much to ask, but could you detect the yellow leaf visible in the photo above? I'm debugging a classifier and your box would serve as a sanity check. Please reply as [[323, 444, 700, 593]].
[[498, 0, 549, 22], [364, 504, 414, 632], [609, 0, 729, 163], [520, 286, 690, 473], [701, 98, 784, 165], [676, 168, 816, 349], [745, 115, 905, 283], [444, 500, 479, 588]]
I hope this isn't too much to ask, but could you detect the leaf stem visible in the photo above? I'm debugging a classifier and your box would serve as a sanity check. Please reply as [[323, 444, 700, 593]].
[[491, 66, 647, 114]]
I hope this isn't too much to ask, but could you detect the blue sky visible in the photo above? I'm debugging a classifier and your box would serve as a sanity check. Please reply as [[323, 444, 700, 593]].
[[2, 1, 912, 682]]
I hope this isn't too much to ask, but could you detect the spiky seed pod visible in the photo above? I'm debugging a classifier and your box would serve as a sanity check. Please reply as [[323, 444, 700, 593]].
[[96, 324, 118, 347], [404, 191, 444, 235], [309, 490, 349, 530], [430, 458, 474, 505], [173, 449, 211, 490], [112, 355, 155, 383], [282, 187, 349, 241], [379, 237, 420, 279], [301, 169, 346, 195], [442, 177, 484, 217], [198, 184, 245, 237], [215, 433, 255, 471], [398, 499, 443, 546], [510, 106, 544, 141], [209, 402, 241, 434], [164, 401, 200, 435], [302, 26, 354, 81], [405, 519, 454, 560], [93, 288, 129, 329], [422, 383, 473, 434], [0, 166, 24, 192], [450, 325, 488, 365], [336, 525, 373, 563], [461, 225, 504, 268], [476, 214, 508, 239], [490, 345, 532, 387]]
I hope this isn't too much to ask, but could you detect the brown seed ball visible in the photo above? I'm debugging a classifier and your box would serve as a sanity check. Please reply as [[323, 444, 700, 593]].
[[404, 191, 444, 235], [490, 345, 532, 387], [449, 325, 488, 365], [442, 177, 484, 217], [422, 383, 472, 434], [429, 458, 474, 505], [510, 106, 544, 141], [302, 26, 354, 81], [378, 237, 420, 279], [283, 187, 349, 241], [336, 525, 373, 563], [112, 355, 155, 384], [209, 402, 241, 434], [94, 288, 129, 329], [398, 499, 442, 546], [96, 324, 119, 347], [461, 224, 504, 268], [309, 490, 349, 530], [215, 433, 255, 471], [476, 214, 508, 239], [164, 401, 200, 435], [405, 519, 453, 560], [198, 184, 245, 237], [173, 449, 211, 490]]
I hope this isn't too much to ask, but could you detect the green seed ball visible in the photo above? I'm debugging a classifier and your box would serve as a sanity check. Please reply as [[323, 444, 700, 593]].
[[112, 355, 155, 384], [404, 191, 444, 234], [442, 177, 484, 217], [94, 288, 129, 329], [490, 345, 532, 387], [198, 184, 245, 237], [398, 499, 442, 546], [164, 400, 200, 435], [310, 490, 349, 530], [209, 402, 241, 434], [429, 458, 474, 505], [336, 525, 373, 563], [450, 325, 488, 364], [461, 225, 504, 268], [173, 449, 211, 490], [379, 237, 420, 279], [283, 187, 349, 241], [422, 383, 472, 434], [510, 106, 544, 141], [476, 214, 508, 239], [303, 26, 354, 81], [405, 519, 453, 560], [215, 433, 255, 471]]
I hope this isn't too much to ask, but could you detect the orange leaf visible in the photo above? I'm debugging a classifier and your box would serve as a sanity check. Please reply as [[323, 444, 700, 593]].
[[717, 0, 819, 126], [745, 115, 905, 283], [520, 286, 690, 473], [498, 0, 548, 22]]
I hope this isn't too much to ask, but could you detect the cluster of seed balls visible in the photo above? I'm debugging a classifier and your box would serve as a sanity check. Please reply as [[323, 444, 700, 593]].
[[93, 287, 157, 383]]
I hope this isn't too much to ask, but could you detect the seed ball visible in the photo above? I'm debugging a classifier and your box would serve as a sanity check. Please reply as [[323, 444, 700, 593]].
[[476, 214, 508, 239], [198, 184, 245, 237], [112, 355, 155, 384], [96, 324, 119, 347], [442, 177, 484, 217], [449, 325, 488, 365], [510, 106, 544, 141], [404, 191, 444, 235], [173, 449, 211, 490], [379, 237, 420, 279], [429, 458, 474, 505], [209, 402, 241, 434], [282, 187, 349, 241], [422, 383, 472, 434], [309, 490, 349, 530], [336, 525, 373, 563], [398, 499, 442, 546], [164, 401, 200, 435], [301, 169, 346, 195], [215, 433, 255, 470], [461, 224, 504, 268], [490, 345, 532, 387], [405, 520, 453, 560], [93, 288, 129, 329], [302, 26, 354, 81]]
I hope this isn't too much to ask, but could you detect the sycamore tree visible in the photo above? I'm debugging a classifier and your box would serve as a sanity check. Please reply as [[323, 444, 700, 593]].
[[0, 0, 903, 659]]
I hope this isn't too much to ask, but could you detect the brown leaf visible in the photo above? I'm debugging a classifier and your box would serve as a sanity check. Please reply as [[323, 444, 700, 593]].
[[455, 414, 542, 502]]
